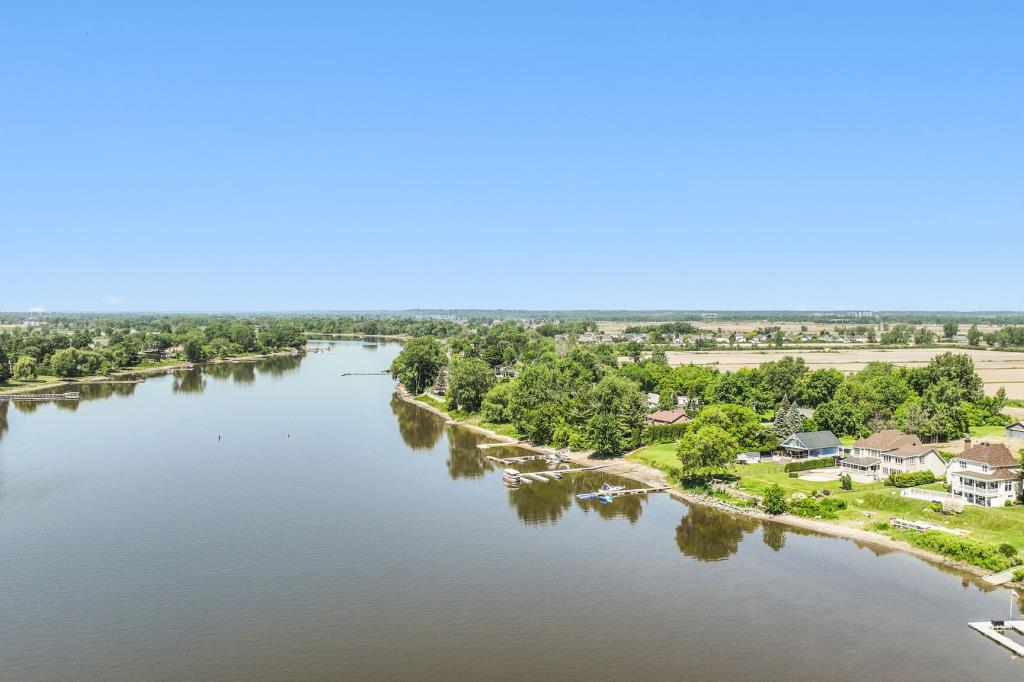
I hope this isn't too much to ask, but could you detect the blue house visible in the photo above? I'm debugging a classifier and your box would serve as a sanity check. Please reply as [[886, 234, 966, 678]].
[[779, 431, 840, 459]]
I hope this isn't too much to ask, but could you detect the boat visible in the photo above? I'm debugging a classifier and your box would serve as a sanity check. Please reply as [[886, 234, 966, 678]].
[[599, 483, 625, 493], [576, 483, 626, 501]]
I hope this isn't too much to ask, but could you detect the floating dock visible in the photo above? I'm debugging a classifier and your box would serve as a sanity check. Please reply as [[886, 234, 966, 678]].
[[968, 620, 1024, 657], [0, 391, 80, 402], [500, 464, 609, 486], [484, 451, 564, 463], [340, 370, 389, 376], [577, 486, 670, 499]]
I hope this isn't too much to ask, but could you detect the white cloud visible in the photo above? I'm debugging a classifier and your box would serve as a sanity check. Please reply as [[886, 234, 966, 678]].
[[103, 295, 122, 306]]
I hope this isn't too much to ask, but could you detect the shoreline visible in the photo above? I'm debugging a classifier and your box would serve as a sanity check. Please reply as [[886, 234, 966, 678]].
[[0, 349, 303, 396], [393, 385, 1011, 584]]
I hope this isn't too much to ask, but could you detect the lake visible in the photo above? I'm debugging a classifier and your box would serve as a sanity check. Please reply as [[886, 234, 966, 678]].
[[0, 340, 1019, 680]]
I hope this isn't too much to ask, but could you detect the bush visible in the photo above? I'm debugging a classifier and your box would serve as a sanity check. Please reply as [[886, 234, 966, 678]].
[[783, 457, 835, 473], [762, 484, 786, 515], [930, 501, 943, 513], [839, 474, 853, 490], [1014, 569, 1024, 583], [885, 530, 1022, 572], [644, 422, 690, 443], [789, 496, 847, 520], [999, 543, 1018, 558], [788, 472, 799, 478], [884, 471, 936, 488]]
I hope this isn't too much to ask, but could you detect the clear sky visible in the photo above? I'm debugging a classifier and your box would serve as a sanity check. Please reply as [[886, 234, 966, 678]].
[[2, 2, 1021, 312]]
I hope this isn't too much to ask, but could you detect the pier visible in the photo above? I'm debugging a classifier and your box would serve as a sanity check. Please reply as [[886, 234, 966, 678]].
[[968, 621, 1024, 657], [340, 370, 390, 376], [500, 464, 609, 486], [0, 391, 80, 402], [577, 486, 670, 498]]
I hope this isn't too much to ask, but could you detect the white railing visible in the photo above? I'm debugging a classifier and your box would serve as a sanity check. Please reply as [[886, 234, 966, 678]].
[[901, 487, 955, 502]]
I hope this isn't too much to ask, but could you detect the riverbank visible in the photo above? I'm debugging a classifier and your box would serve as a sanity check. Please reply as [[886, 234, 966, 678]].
[[393, 385, 1014, 584], [0, 349, 304, 396]]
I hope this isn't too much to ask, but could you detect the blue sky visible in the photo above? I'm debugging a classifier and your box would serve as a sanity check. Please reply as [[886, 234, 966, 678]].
[[2, 2, 1021, 312]]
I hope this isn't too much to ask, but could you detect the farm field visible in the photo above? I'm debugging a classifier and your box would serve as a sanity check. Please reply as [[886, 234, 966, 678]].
[[664, 347, 1024, 399]]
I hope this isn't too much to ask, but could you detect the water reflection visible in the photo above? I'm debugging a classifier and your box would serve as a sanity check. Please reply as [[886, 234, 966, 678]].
[[508, 468, 647, 526], [256, 354, 303, 378], [172, 368, 207, 394], [0, 402, 8, 443], [675, 504, 759, 562], [445, 426, 490, 479], [761, 522, 786, 552], [390, 396, 444, 450], [204, 362, 256, 384]]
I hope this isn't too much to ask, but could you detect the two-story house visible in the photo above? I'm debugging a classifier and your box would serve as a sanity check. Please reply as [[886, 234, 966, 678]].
[[838, 429, 947, 481], [947, 439, 1022, 507]]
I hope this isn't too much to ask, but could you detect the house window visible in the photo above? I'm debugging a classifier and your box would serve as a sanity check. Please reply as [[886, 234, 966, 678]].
[[959, 460, 966, 468], [982, 465, 989, 473], [1006, 482, 1014, 492]]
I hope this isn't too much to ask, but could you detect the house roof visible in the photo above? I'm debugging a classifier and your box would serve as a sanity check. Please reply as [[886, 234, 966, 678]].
[[841, 455, 881, 467], [949, 468, 1021, 482], [1007, 422, 1024, 431], [890, 444, 938, 459], [648, 409, 691, 425], [959, 442, 1019, 468], [851, 429, 920, 451], [785, 431, 840, 450]]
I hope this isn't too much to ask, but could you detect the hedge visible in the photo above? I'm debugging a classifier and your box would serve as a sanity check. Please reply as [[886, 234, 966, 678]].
[[783, 456, 836, 473], [644, 422, 690, 443], [885, 471, 936, 488]]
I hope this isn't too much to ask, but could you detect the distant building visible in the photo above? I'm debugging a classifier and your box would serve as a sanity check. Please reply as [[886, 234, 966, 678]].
[[1006, 422, 1024, 442], [778, 431, 840, 459], [947, 440, 1022, 507], [494, 365, 518, 379], [646, 393, 660, 409], [646, 409, 691, 426]]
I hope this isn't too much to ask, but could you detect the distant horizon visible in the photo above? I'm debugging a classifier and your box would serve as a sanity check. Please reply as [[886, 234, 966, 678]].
[[6, 308, 1024, 317]]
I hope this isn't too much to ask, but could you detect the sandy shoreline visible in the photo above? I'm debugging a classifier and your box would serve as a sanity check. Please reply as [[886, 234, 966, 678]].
[[393, 386, 1010, 584]]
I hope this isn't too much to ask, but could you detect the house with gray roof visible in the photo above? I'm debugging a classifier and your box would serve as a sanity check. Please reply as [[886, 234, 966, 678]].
[[778, 431, 840, 459], [1007, 422, 1024, 442]]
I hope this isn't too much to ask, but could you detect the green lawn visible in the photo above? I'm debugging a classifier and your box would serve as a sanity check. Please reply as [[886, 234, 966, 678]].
[[969, 424, 1009, 438], [626, 442, 679, 471]]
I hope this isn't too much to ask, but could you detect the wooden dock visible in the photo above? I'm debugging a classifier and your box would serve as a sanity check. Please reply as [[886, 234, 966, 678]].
[[968, 620, 1024, 657], [0, 391, 80, 402], [500, 464, 609, 485], [578, 486, 670, 499], [340, 370, 389, 377]]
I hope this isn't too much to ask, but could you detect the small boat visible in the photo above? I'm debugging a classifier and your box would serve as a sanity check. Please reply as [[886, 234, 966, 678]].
[[577, 483, 626, 500], [599, 483, 625, 493], [598, 494, 615, 504]]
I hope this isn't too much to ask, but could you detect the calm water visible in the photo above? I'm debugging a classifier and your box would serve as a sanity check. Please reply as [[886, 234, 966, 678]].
[[0, 340, 1020, 680]]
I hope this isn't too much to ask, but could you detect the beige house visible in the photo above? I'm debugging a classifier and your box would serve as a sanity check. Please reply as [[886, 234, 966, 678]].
[[839, 430, 947, 481], [947, 440, 1022, 507]]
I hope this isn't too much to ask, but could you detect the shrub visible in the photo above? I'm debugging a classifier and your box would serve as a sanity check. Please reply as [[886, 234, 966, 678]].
[[644, 422, 690, 443], [885, 530, 1022, 572], [783, 457, 835, 473], [999, 543, 1018, 558], [839, 474, 853, 490], [788, 472, 799, 479], [789, 496, 847, 519], [930, 501, 943, 513], [884, 471, 936, 488], [762, 484, 786, 515], [1014, 569, 1024, 583]]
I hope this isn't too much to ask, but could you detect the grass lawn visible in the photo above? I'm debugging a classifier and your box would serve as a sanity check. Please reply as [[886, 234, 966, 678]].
[[414, 394, 446, 410], [461, 415, 520, 438], [0, 375, 66, 394], [626, 442, 679, 471], [969, 424, 1009, 438]]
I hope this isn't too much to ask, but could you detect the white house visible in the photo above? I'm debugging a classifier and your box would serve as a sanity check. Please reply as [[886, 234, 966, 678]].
[[839, 430, 947, 481], [947, 440, 1022, 507], [646, 393, 660, 409]]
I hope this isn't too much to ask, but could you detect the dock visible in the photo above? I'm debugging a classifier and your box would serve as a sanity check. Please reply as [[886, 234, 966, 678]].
[[340, 370, 389, 377], [968, 620, 1024, 657], [0, 391, 80, 402], [983, 568, 1020, 586], [485, 451, 561, 463], [478, 441, 522, 451], [577, 486, 670, 499], [500, 464, 609, 486]]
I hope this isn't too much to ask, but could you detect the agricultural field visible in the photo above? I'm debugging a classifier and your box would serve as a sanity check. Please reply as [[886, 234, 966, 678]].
[[663, 347, 1024, 399]]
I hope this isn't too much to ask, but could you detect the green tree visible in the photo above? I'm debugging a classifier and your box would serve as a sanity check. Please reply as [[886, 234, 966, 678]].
[[0, 346, 10, 383], [50, 348, 81, 377], [795, 368, 843, 406], [13, 355, 37, 381], [183, 332, 207, 363], [481, 380, 515, 423], [813, 400, 863, 438], [389, 336, 446, 394], [676, 424, 738, 479], [446, 356, 495, 412], [943, 322, 959, 339], [508, 363, 564, 445], [762, 484, 786, 514], [587, 374, 646, 454], [839, 474, 853, 490], [967, 324, 982, 347], [689, 403, 778, 452]]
